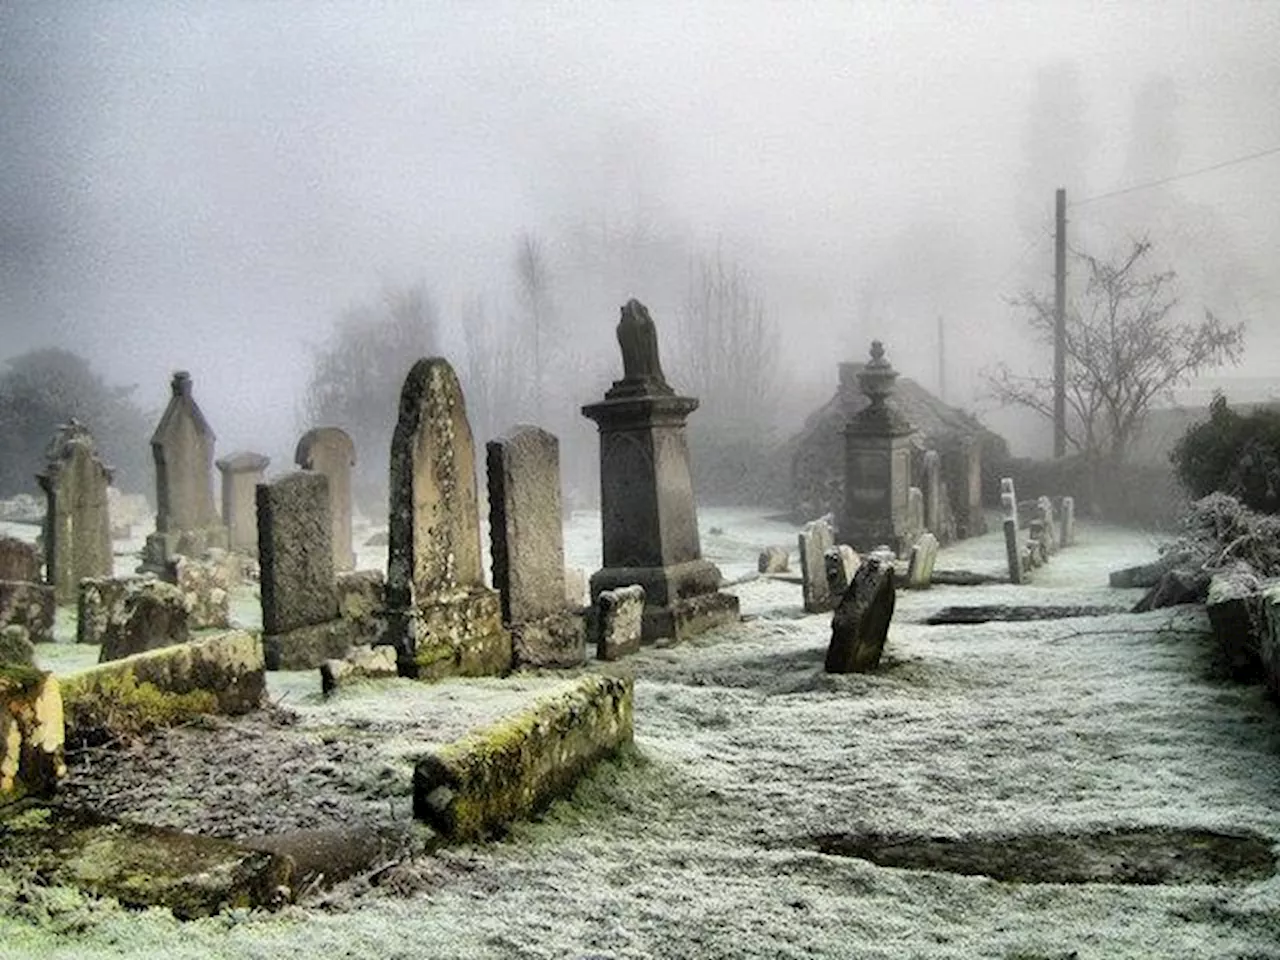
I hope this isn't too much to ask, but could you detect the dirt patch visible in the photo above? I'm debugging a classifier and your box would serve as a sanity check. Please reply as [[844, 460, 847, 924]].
[[806, 827, 1277, 885]]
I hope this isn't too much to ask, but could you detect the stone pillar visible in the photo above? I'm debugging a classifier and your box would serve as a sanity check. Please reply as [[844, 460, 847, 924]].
[[143, 371, 226, 569], [294, 427, 356, 572], [385, 358, 510, 679], [37, 420, 113, 604], [840, 342, 915, 555], [581, 300, 739, 644], [486, 425, 585, 668], [216, 451, 270, 555], [921, 450, 942, 537]]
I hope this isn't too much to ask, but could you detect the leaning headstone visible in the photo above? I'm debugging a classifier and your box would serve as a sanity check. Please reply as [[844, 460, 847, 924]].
[[37, 420, 113, 603], [295, 427, 357, 573], [385, 358, 509, 679], [0, 537, 42, 583], [1061, 496, 1076, 547], [799, 518, 836, 613], [757, 546, 789, 575], [486, 425, 585, 669], [98, 579, 191, 663], [1003, 517, 1024, 585], [596, 584, 645, 661], [143, 372, 227, 571], [906, 532, 940, 590], [581, 301, 739, 644], [825, 558, 895, 673], [216, 451, 270, 555], [0, 580, 55, 645], [257, 471, 349, 670]]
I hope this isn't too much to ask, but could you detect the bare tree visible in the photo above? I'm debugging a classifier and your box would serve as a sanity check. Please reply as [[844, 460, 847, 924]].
[[986, 238, 1244, 473], [514, 233, 554, 424], [457, 293, 525, 447], [674, 248, 779, 441]]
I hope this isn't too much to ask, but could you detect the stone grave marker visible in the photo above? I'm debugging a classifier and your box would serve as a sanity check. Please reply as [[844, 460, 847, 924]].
[[1061, 496, 1076, 546], [487, 425, 584, 668], [385, 358, 509, 679], [0, 537, 41, 584], [825, 557, 895, 673], [906, 532, 940, 589], [1003, 517, 1024, 585], [216, 451, 269, 555], [799, 517, 836, 613], [37, 420, 113, 603], [295, 427, 357, 572], [98, 580, 190, 663], [596, 584, 645, 661]]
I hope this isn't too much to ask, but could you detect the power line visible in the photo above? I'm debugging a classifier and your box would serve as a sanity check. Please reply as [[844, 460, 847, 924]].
[[1071, 144, 1280, 207]]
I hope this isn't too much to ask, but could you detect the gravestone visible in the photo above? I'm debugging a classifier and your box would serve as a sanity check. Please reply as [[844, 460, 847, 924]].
[[0, 537, 41, 583], [295, 427, 356, 572], [825, 557, 895, 673], [757, 546, 789, 574], [596, 584, 645, 661], [906, 532, 939, 589], [841, 341, 914, 554], [799, 518, 836, 613], [581, 301, 739, 644], [1061, 496, 1076, 547], [98, 580, 190, 663], [216, 451, 270, 555], [487, 425, 585, 668], [385, 358, 510, 679], [824, 545, 859, 597], [906, 486, 925, 548], [921, 450, 942, 539], [143, 372, 227, 569], [1037, 496, 1059, 553], [257, 472, 351, 670], [0, 581, 55, 644], [37, 420, 113, 604], [1003, 517, 1024, 584]]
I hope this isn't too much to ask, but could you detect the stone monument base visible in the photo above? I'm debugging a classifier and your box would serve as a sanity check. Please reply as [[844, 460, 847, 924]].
[[389, 588, 512, 681], [590, 559, 740, 644], [263, 619, 356, 671], [139, 527, 229, 574], [510, 610, 587, 669]]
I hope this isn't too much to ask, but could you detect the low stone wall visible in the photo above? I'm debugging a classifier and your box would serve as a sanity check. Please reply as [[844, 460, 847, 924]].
[[413, 673, 633, 841], [61, 630, 265, 748], [0, 667, 65, 803]]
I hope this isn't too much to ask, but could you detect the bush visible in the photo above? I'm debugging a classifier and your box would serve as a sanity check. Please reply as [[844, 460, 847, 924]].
[[1171, 395, 1280, 514]]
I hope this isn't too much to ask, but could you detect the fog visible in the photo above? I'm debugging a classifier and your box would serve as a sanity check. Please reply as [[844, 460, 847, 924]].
[[3, 1, 1279, 474]]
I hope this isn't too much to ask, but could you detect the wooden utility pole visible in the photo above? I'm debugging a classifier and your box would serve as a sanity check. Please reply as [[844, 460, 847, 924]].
[[1053, 188, 1067, 459], [936, 315, 947, 402]]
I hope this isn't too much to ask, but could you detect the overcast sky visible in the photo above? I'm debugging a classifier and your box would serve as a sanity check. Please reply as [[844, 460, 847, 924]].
[[3, 1, 1278, 463]]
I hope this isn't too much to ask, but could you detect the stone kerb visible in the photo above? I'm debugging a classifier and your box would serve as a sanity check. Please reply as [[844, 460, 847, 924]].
[[38, 421, 113, 604], [295, 427, 356, 573], [386, 358, 510, 680], [487, 425, 585, 669]]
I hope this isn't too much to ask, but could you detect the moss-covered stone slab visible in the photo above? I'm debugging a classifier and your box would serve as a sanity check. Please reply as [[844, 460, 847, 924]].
[[413, 673, 633, 841], [61, 630, 264, 748], [0, 802, 292, 919], [0, 667, 64, 804]]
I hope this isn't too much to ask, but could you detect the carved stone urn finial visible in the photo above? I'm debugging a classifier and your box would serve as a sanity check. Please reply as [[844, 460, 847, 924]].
[[857, 340, 899, 409]]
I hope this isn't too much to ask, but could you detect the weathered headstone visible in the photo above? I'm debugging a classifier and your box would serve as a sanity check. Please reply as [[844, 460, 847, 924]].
[[906, 532, 940, 589], [385, 358, 510, 679], [906, 486, 925, 547], [757, 546, 789, 574], [824, 544, 860, 597], [37, 420, 113, 603], [841, 342, 914, 554], [825, 558, 895, 673], [487, 425, 585, 668], [1036, 496, 1059, 553], [295, 427, 357, 572], [0, 580, 55, 645], [257, 471, 349, 670], [143, 371, 227, 570], [216, 451, 270, 555], [78, 575, 147, 647], [98, 579, 191, 663], [1003, 517, 1024, 585], [0, 537, 41, 583], [799, 517, 836, 614], [1061, 496, 1076, 547], [596, 584, 645, 661], [921, 450, 942, 539], [581, 301, 739, 644]]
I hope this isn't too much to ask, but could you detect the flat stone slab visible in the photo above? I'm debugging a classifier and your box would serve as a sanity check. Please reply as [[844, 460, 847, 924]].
[[0, 801, 292, 919], [414, 674, 634, 842]]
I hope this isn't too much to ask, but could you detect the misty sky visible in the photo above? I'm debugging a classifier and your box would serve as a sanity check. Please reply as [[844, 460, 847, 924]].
[[3, 1, 1279, 466]]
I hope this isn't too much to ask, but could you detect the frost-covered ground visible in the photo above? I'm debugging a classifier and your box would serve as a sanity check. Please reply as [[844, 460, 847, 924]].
[[5, 511, 1280, 959]]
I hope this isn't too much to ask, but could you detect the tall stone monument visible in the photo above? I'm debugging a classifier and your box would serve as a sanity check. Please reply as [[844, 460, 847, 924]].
[[143, 371, 226, 569], [216, 451, 270, 555], [581, 300, 739, 643], [295, 426, 356, 572], [385, 358, 510, 680], [840, 341, 915, 555], [37, 420, 113, 604], [487, 425, 585, 667]]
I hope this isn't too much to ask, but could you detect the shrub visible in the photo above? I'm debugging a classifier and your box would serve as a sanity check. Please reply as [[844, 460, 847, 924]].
[[1171, 395, 1280, 514]]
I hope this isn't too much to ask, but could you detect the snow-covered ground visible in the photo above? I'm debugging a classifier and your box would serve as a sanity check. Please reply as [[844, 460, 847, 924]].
[[5, 512, 1280, 958]]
